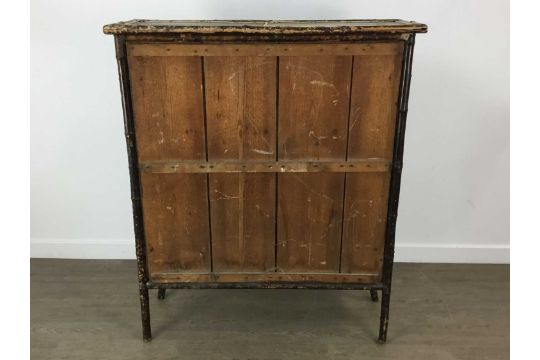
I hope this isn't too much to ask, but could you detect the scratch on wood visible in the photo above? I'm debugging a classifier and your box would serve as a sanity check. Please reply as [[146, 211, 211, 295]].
[[349, 108, 362, 131], [291, 175, 335, 202], [310, 80, 335, 88], [308, 130, 327, 141], [251, 148, 274, 155], [213, 189, 241, 201]]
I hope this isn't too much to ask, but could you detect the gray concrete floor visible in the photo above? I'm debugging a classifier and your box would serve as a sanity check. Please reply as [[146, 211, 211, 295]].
[[30, 260, 509, 360]]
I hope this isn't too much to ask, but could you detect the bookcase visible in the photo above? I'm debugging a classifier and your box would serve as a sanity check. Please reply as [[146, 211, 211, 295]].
[[104, 19, 427, 342]]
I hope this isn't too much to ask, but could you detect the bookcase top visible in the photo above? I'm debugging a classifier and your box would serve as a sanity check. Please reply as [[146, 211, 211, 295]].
[[103, 19, 427, 36]]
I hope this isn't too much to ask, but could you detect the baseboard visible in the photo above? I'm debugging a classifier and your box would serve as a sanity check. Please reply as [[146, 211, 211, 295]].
[[394, 243, 509, 264], [30, 238, 509, 264], [30, 239, 135, 260]]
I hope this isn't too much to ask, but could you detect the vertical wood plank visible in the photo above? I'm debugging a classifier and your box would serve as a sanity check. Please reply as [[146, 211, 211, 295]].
[[347, 44, 404, 160], [208, 173, 275, 272], [342, 43, 404, 276], [129, 54, 210, 275], [278, 56, 352, 160], [129, 56, 206, 161], [340, 172, 390, 276], [277, 56, 352, 273], [205, 57, 276, 160], [277, 173, 344, 272], [140, 173, 210, 274], [204, 56, 277, 272]]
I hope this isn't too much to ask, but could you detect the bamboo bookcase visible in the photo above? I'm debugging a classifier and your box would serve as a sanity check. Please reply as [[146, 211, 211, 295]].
[[104, 19, 427, 342]]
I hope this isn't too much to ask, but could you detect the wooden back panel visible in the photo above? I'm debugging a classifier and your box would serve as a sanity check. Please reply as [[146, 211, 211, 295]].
[[277, 56, 351, 272], [204, 57, 277, 272], [129, 56, 210, 274], [127, 42, 404, 283]]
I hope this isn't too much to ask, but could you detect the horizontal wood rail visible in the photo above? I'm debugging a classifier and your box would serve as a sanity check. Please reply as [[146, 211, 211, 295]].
[[140, 159, 390, 174], [127, 42, 402, 57], [149, 272, 381, 284], [146, 281, 384, 290]]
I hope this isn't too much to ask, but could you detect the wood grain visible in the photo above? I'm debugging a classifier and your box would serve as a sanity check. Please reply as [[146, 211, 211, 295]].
[[140, 159, 390, 174], [278, 56, 352, 160], [340, 172, 390, 277], [277, 173, 345, 272], [128, 43, 403, 57], [128, 55, 206, 162], [347, 44, 404, 160], [129, 55, 211, 275], [204, 57, 276, 161], [204, 56, 277, 272], [208, 173, 275, 272], [127, 43, 404, 280], [150, 272, 380, 284], [340, 44, 403, 276], [276, 56, 352, 273], [141, 173, 210, 274]]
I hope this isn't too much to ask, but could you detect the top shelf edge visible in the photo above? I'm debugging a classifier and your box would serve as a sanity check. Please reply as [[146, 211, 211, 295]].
[[103, 19, 428, 36]]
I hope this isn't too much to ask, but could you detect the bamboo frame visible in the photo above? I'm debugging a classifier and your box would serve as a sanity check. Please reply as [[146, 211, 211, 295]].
[[147, 281, 385, 290], [379, 33, 416, 343], [114, 35, 152, 341]]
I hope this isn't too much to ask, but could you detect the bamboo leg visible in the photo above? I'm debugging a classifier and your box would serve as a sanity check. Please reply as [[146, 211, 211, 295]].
[[157, 287, 166, 300], [369, 288, 379, 302], [378, 288, 390, 343], [115, 35, 153, 343], [139, 287, 151, 341]]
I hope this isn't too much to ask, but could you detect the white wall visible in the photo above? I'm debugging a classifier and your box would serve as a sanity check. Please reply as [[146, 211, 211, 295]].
[[30, 0, 509, 263]]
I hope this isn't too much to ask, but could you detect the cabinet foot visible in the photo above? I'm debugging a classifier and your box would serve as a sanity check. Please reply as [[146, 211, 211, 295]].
[[369, 288, 379, 302], [377, 288, 390, 343], [157, 288, 166, 300], [140, 287, 152, 341]]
